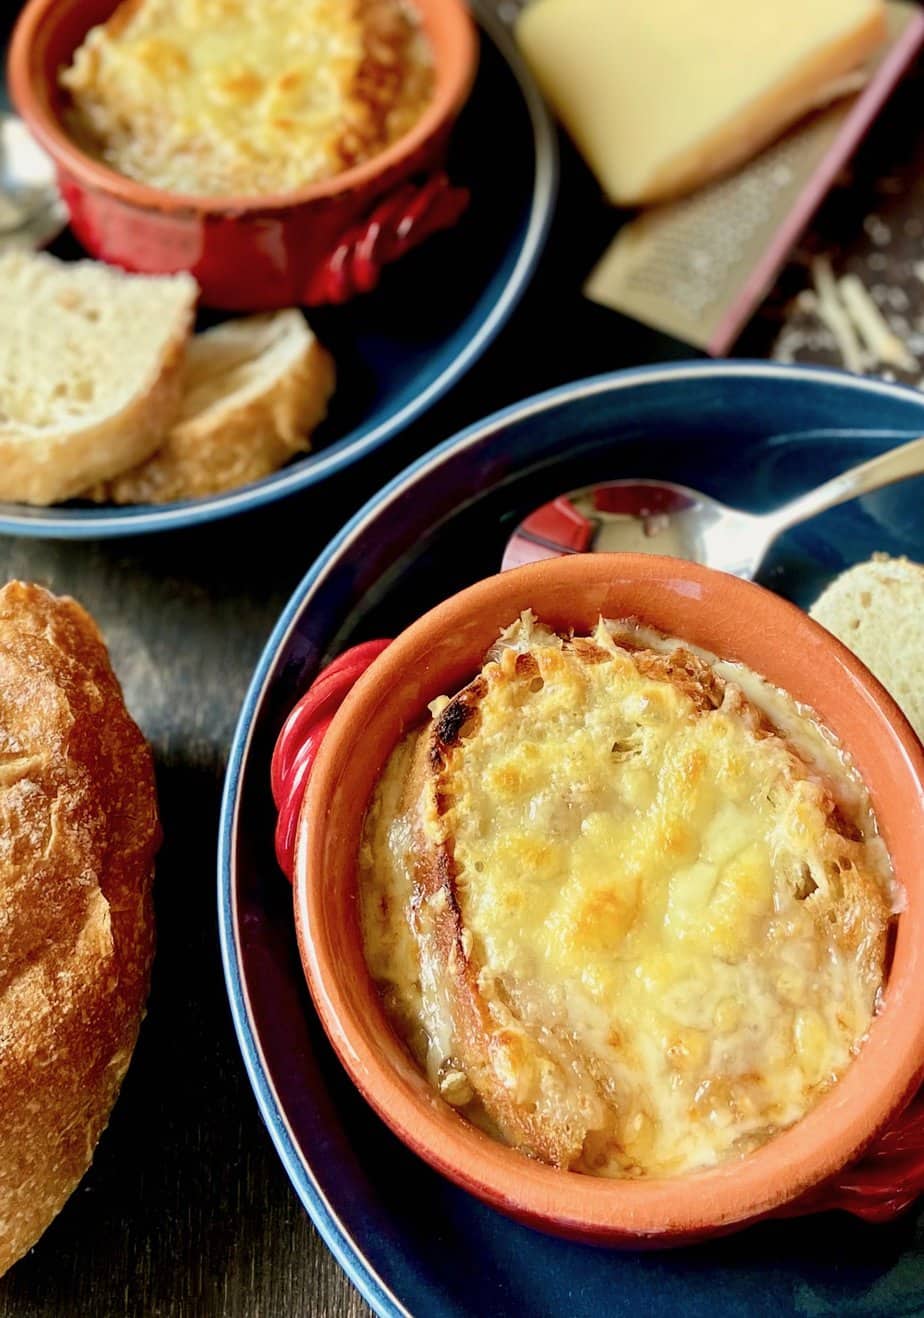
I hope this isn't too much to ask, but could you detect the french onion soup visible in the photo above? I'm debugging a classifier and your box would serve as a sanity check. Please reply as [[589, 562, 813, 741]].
[[60, 0, 435, 197], [359, 614, 897, 1179]]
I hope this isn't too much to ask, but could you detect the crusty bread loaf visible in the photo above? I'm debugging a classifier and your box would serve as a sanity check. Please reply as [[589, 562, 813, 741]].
[[87, 310, 335, 504], [0, 583, 159, 1277], [809, 554, 924, 742]]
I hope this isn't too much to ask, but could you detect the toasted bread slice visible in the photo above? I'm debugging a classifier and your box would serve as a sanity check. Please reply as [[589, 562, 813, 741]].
[[0, 251, 196, 505], [401, 668, 617, 1168], [363, 619, 891, 1176], [810, 554, 924, 742], [88, 310, 335, 504]]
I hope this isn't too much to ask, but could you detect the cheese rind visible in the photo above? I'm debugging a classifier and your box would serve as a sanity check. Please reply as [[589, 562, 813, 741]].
[[515, 0, 887, 205]]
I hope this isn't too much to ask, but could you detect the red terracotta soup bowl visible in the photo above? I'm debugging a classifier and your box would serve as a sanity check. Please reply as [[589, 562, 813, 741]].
[[8, 0, 477, 308], [289, 554, 924, 1245]]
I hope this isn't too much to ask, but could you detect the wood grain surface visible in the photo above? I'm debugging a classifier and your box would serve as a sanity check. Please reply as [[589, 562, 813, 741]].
[[1, 5, 923, 1314]]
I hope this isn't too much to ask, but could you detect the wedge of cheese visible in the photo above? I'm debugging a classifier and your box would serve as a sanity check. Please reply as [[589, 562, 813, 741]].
[[515, 0, 887, 206]]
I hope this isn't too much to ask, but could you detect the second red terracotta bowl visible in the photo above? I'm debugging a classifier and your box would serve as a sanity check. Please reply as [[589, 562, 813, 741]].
[[9, 0, 477, 308], [292, 554, 924, 1244]]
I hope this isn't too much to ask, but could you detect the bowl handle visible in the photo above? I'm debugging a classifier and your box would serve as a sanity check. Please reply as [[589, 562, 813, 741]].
[[772, 1088, 924, 1222], [271, 640, 392, 878], [302, 173, 469, 305], [270, 644, 924, 1222]]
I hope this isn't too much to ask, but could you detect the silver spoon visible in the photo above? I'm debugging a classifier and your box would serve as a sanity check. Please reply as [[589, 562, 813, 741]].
[[502, 435, 924, 578], [0, 113, 67, 250]]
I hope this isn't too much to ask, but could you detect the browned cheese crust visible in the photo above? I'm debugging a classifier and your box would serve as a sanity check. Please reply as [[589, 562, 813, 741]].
[[0, 583, 160, 1275], [398, 640, 889, 1170]]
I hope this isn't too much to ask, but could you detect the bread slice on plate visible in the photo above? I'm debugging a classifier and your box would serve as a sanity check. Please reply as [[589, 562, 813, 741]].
[[809, 554, 924, 742], [89, 310, 336, 504], [0, 582, 159, 1277], [0, 251, 197, 505]]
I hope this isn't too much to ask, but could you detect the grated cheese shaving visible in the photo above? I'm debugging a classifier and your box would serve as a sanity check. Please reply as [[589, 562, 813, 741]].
[[810, 257, 866, 374], [838, 273, 918, 371]]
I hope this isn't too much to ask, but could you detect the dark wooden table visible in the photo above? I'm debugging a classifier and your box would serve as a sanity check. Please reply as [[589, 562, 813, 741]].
[[1, 7, 923, 1314]]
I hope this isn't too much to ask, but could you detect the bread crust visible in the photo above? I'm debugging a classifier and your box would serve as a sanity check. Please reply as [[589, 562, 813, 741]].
[[395, 634, 890, 1171], [404, 718, 609, 1166], [0, 583, 159, 1276]]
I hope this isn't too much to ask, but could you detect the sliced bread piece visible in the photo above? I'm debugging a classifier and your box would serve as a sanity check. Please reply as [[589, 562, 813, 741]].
[[88, 311, 335, 505], [0, 251, 197, 504], [809, 554, 924, 741]]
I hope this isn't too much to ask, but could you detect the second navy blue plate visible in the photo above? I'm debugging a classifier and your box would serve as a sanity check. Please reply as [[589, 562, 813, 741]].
[[0, 3, 556, 538], [220, 362, 924, 1318]]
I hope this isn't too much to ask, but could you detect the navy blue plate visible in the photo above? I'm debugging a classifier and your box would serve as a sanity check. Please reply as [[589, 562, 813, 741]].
[[220, 363, 924, 1318], [0, 3, 556, 538]]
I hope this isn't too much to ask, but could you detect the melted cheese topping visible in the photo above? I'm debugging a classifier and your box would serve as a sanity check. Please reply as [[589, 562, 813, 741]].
[[360, 617, 893, 1178], [60, 0, 433, 197]]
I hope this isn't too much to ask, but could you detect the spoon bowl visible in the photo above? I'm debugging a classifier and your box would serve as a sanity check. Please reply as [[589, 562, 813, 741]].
[[0, 112, 66, 248]]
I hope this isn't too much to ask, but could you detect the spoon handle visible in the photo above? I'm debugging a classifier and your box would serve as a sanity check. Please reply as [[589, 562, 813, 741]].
[[764, 436, 924, 536]]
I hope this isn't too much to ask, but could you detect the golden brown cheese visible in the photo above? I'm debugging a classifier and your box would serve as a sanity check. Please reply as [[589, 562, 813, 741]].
[[359, 615, 894, 1179], [60, 0, 434, 196]]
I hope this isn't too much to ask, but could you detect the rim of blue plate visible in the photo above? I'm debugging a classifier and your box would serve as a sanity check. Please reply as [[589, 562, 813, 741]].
[[218, 360, 924, 1318], [0, 2, 557, 540]]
